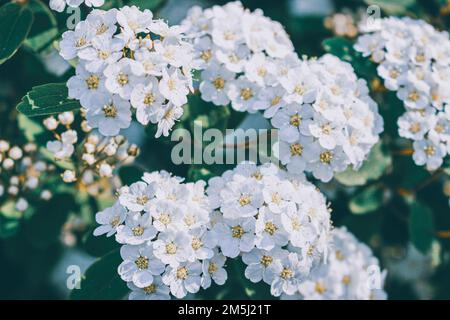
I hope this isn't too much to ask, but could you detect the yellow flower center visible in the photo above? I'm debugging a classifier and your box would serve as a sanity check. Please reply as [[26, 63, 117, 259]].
[[191, 236, 203, 250], [408, 90, 420, 102], [290, 114, 301, 127], [424, 145, 435, 156], [143, 284, 156, 294], [158, 213, 171, 225], [280, 267, 293, 280], [342, 275, 351, 285], [409, 122, 421, 134], [200, 50, 212, 62], [135, 256, 149, 269], [240, 88, 253, 101], [319, 151, 333, 164], [271, 96, 281, 106], [290, 143, 303, 156], [208, 262, 218, 274], [213, 77, 225, 90], [176, 266, 188, 280], [144, 93, 155, 106], [103, 104, 117, 118], [117, 73, 129, 86], [264, 221, 278, 235], [132, 226, 144, 236], [86, 75, 100, 90], [231, 225, 245, 239], [166, 242, 177, 254], [136, 195, 149, 205], [315, 282, 327, 294], [260, 255, 273, 267], [239, 195, 251, 206]]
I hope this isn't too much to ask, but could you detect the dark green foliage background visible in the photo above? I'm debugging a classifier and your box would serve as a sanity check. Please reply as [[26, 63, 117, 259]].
[[1, 0, 450, 300]]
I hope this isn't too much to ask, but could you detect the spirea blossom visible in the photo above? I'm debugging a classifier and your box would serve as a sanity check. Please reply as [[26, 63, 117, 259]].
[[0, 140, 53, 213], [49, 0, 105, 13], [182, 1, 294, 112], [60, 7, 195, 138], [286, 227, 387, 300], [207, 162, 332, 297], [267, 54, 383, 182], [355, 17, 450, 170], [43, 111, 138, 195], [93, 171, 227, 300]]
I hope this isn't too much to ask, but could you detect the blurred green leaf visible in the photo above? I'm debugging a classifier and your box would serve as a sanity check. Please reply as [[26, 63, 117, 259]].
[[24, 0, 58, 52], [0, 2, 33, 64], [70, 249, 128, 300], [0, 200, 22, 219], [349, 185, 384, 214], [16, 83, 80, 117], [409, 200, 435, 254], [335, 142, 392, 186]]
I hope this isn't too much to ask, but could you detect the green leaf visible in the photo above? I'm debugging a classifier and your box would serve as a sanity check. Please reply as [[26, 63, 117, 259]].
[[24, 0, 58, 52], [349, 185, 384, 214], [364, 0, 416, 15], [16, 83, 80, 117], [70, 249, 128, 300], [409, 201, 435, 254], [0, 2, 33, 64], [335, 142, 392, 186], [82, 230, 120, 258]]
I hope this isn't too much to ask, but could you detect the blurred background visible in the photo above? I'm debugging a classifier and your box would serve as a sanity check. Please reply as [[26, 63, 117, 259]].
[[1, 0, 450, 300]]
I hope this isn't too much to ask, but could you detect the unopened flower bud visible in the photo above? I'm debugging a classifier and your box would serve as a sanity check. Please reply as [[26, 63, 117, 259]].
[[43, 116, 59, 130], [62, 170, 77, 183], [8, 146, 23, 160], [0, 140, 10, 152], [15, 198, 29, 212], [98, 163, 113, 177], [58, 112, 74, 125], [127, 144, 139, 157], [2, 158, 14, 170]]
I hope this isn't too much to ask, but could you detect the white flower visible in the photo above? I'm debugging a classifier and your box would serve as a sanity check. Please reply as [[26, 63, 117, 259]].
[[182, 2, 294, 112], [130, 78, 165, 125], [59, 7, 194, 138], [199, 63, 234, 106], [269, 253, 304, 297], [116, 212, 157, 245], [159, 67, 189, 107], [162, 261, 202, 298], [242, 248, 288, 284], [119, 181, 155, 212], [355, 16, 450, 170], [85, 94, 132, 136], [118, 243, 165, 288], [201, 250, 227, 289], [215, 217, 256, 258], [128, 277, 170, 300], [227, 77, 260, 112], [153, 229, 190, 267], [412, 139, 446, 171], [104, 58, 142, 100], [295, 227, 387, 300]]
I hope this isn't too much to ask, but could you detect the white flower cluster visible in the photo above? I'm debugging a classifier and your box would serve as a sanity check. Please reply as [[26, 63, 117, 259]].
[[0, 140, 53, 212], [286, 227, 387, 300], [268, 54, 383, 182], [182, 1, 295, 112], [49, 0, 104, 13], [94, 171, 227, 300], [60, 6, 194, 138], [355, 17, 450, 171], [207, 162, 331, 297], [43, 111, 138, 194]]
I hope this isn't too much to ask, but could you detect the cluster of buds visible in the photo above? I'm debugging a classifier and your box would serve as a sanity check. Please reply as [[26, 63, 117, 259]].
[[42, 111, 139, 195], [0, 139, 53, 213]]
